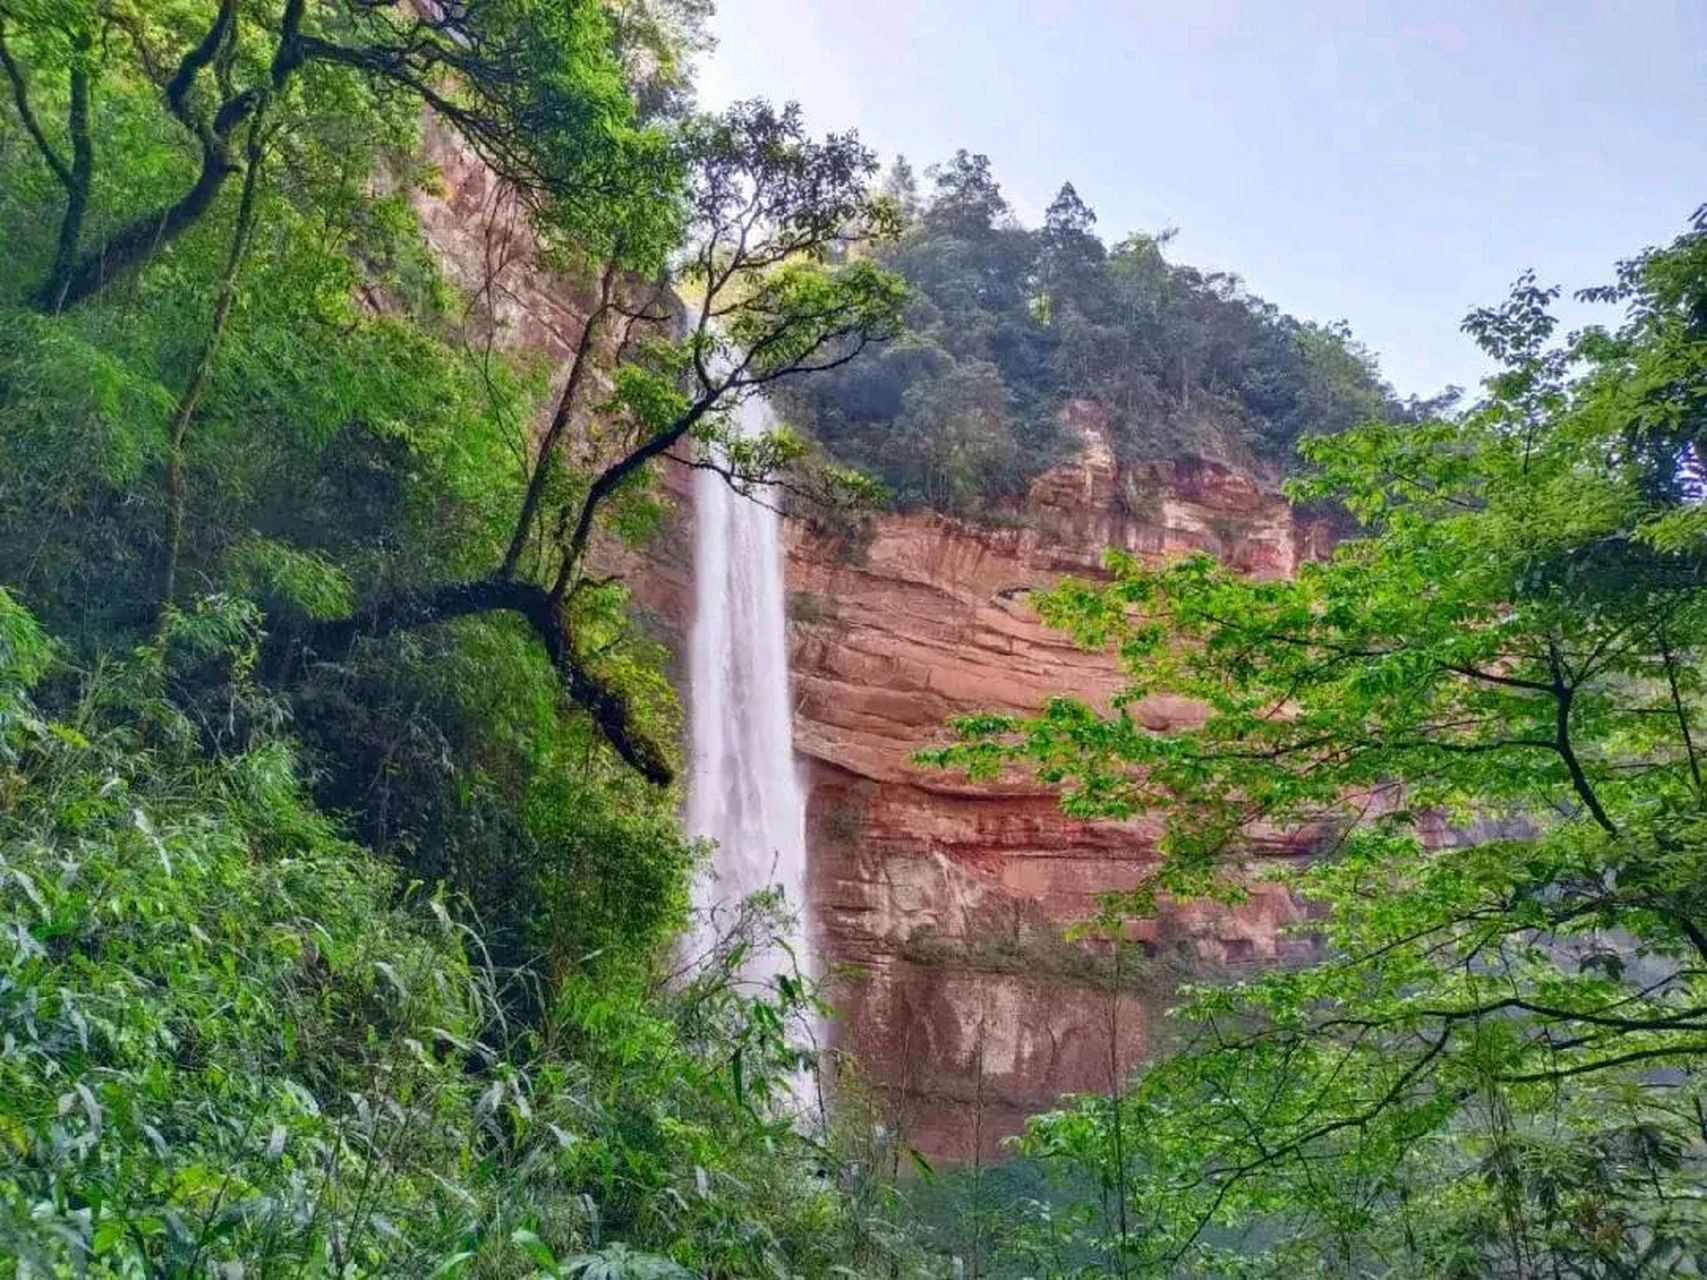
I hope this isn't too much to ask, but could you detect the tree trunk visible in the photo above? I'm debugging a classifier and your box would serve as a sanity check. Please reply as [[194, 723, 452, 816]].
[[160, 119, 267, 614], [291, 577, 673, 785]]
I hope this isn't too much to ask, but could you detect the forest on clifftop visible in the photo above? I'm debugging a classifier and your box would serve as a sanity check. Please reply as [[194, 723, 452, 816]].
[[779, 154, 1437, 516]]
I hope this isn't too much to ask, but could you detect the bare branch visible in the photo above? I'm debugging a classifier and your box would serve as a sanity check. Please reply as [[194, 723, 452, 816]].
[[294, 577, 672, 785], [500, 258, 619, 581]]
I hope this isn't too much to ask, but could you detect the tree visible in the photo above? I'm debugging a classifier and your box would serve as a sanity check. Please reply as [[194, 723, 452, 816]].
[[1039, 182, 1103, 288], [0, 0, 674, 312], [880, 154, 923, 226], [1, 0, 683, 635], [298, 100, 907, 785], [923, 149, 1009, 236], [605, 0, 716, 120], [929, 211, 1707, 1274], [892, 360, 1019, 512]]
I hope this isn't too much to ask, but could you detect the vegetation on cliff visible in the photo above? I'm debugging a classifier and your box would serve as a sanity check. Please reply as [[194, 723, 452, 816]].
[[777, 154, 1437, 516], [0, 0, 919, 1274], [934, 210, 1707, 1275]]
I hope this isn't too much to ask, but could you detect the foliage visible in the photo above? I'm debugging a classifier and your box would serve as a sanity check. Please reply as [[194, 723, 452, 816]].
[[0, 3, 930, 1275], [606, 0, 716, 122], [0, 596, 489, 1273], [539, 96, 908, 602], [0, 596, 927, 1276], [778, 153, 1425, 516], [929, 212, 1707, 1274], [0, 0, 678, 310]]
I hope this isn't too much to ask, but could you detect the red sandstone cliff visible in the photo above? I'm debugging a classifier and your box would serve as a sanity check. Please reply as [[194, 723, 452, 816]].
[[784, 406, 1331, 1159], [414, 130, 1329, 1161], [603, 405, 1333, 1159]]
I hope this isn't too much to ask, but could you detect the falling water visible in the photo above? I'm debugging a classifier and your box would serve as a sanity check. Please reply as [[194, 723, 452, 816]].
[[685, 390, 817, 1018]]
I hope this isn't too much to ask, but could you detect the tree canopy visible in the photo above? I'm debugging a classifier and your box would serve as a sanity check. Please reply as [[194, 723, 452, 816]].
[[778, 152, 1423, 517]]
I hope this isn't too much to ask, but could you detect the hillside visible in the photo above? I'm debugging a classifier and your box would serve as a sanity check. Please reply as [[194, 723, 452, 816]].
[[778, 155, 1421, 515]]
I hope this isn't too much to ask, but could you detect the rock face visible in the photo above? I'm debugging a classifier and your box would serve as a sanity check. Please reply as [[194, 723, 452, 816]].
[[412, 135, 1330, 1162], [411, 119, 608, 366], [782, 403, 1331, 1159], [610, 406, 1332, 1160]]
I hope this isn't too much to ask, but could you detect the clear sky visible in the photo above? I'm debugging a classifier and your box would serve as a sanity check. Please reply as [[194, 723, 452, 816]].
[[695, 0, 1705, 399]]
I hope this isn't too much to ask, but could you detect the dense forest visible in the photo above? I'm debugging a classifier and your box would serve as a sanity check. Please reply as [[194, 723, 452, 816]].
[[777, 154, 1428, 516], [0, 0, 919, 1273], [0, 0, 1704, 1276]]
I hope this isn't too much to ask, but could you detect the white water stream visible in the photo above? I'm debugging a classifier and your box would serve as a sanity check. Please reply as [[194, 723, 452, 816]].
[[685, 391, 817, 1025]]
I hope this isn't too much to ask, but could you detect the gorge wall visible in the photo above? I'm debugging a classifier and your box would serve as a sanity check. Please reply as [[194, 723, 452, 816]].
[[792, 415, 1330, 1159], [609, 405, 1333, 1160], [417, 128, 1330, 1161]]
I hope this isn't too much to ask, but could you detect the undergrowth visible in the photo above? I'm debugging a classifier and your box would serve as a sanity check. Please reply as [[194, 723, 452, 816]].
[[0, 592, 921, 1278]]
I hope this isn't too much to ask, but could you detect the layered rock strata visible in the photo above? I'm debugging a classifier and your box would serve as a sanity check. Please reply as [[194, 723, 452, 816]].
[[782, 404, 1330, 1159]]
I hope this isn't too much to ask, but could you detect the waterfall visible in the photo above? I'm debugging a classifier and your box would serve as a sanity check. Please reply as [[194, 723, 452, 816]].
[[685, 390, 816, 1019]]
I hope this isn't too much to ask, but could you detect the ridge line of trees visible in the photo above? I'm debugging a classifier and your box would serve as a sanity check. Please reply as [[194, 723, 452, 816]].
[[781, 150, 1453, 517]]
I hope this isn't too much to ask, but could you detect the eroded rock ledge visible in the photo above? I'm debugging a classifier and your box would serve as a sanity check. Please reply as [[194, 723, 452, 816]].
[[780, 404, 1330, 1159]]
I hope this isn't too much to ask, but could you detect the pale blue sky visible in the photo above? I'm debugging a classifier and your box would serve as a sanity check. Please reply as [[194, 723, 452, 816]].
[[696, 1, 1705, 398]]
